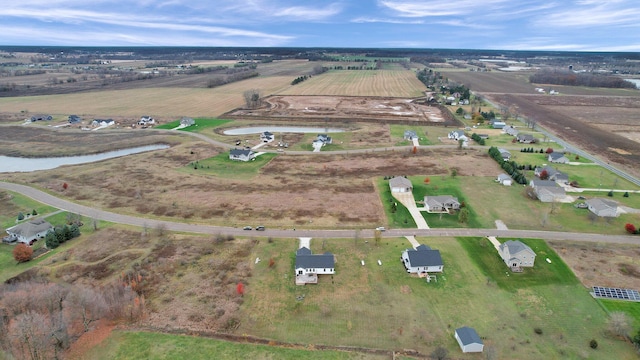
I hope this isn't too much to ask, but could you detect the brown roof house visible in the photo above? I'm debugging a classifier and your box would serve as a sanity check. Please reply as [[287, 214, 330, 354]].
[[5, 219, 53, 245]]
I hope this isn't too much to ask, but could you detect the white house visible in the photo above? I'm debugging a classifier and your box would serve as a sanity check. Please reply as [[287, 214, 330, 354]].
[[180, 117, 195, 127], [295, 247, 335, 285], [455, 327, 484, 353], [424, 195, 460, 212], [229, 148, 255, 162], [499, 240, 536, 270], [447, 130, 466, 141], [316, 134, 332, 144], [548, 152, 569, 164], [491, 121, 506, 129], [91, 118, 114, 127], [389, 177, 413, 193], [517, 133, 535, 143], [586, 198, 618, 217], [504, 126, 519, 136], [403, 130, 418, 141], [138, 116, 156, 126], [5, 219, 53, 245], [401, 245, 443, 274], [497, 173, 512, 186]]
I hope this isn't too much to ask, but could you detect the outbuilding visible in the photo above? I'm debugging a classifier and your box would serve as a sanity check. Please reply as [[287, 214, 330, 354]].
[[455, 326, 484, 353]]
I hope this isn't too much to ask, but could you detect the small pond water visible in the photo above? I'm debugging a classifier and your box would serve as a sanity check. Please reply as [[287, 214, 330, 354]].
[[0, 144, 169, 173], [223, 126, 345, 135]]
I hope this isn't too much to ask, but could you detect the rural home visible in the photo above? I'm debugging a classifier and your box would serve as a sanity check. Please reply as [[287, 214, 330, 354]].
[[496, 173, 512, 186], [92, 118, 114, 127], [504, 126, 519, 136], [229, 148, 255, 162], [586, 198, 619, 217], [5, 219, 53, 245], [447, 130, 466, 141], [534, 165, 568, 183], [498, 148, 511, 161], [548, 152, 569, 164], [389, 176, 413, 193], [180, 117, 195, 127], [401, 244, 443, 274], [138, 116, 155, 126], [68, 115, 82, 124], [30, 114, 52, 122], [424, 195, 460, 213], [455, 327, 484, 353], [403, 130, 418, 140], [517, 133, 535, 143], [529, 180, 566, 202], [260, 131, 275, 142], [295, 247, 335, 285], [499, 240, 536, 271], [491, 121, 506, 129], [316, 134, 332, 144]]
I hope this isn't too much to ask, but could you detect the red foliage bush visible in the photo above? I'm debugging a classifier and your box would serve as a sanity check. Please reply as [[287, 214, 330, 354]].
[[12, 243, 33, 263], [625, 223, 637, 234]]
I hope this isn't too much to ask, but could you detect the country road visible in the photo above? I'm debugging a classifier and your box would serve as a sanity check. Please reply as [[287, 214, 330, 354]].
[[2, 181, 639, 245]]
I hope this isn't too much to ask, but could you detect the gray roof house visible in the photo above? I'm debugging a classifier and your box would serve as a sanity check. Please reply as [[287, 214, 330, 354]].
[[180, 117, 195, 127], [586, 198, 619, 217], [499, 240, 536, 271], [316, 134, 332, 144], [260, 131, 275, 142], [534, 185, 566, 203], [448, 130, 466, 141], [455, 327, 484, 353], [389, 177, 413, 193], [424, 195, 460, 213], [68, 115, 82, 124], [403, 130, 418, 140], [504, 126, 519, 136], [229, 148, 255, 162], [498, 148, 511, 161], [497, 173, 512, 186], [5, 219, 53, 245], [295, 247, 335, 285], [517, 133, 535, 143], [548, 152, 569, 164], [401, 244, 443, 274], [534, 165, 568, 182], [491, 121, 506, 129]]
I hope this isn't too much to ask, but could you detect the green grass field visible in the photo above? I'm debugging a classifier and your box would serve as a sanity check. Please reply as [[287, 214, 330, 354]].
[[239, 236, 636, 358], [155, 118, 233, 131], [389, 125, 431, 146], [599, 300, 640, 329], [83, 331, 383, 360], [377, 178, 417, 228], [180, 152, 277, 179]]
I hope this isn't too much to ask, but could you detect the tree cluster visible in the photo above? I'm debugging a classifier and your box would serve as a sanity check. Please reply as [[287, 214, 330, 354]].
[[471, 133, 485, 145], [45, 225, 81, 249], [206, 70, 258, 88], [520, 147, 544, 153], [243, 89, 261, 109], [530, 69, 636, 88], [0, 280, 144, 360], [488, 147, 528, 185], [291, 75, 309, 85]]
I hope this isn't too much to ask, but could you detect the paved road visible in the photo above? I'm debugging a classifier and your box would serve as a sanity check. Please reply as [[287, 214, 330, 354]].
[[2, 181, 639, 245]]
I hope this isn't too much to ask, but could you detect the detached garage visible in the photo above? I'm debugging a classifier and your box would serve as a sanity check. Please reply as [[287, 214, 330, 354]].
[[455, 326, 484, 353], [389, 177, 412, 193]]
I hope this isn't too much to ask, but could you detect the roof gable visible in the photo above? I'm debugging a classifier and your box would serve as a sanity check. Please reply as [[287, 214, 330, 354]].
[[405, 248, 443, 267], [456, 327, 483, 346], [389, 177, 412, 188], [295, 253, 335, 269]]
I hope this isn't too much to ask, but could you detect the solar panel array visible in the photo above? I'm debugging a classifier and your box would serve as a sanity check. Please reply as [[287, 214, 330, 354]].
[[592, 286, 640, 301]]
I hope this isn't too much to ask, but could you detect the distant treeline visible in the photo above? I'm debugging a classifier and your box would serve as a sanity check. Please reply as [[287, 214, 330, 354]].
[[207, 69, 258, 88], [0, 69, 46, 77], [530, 70, 636, 88]]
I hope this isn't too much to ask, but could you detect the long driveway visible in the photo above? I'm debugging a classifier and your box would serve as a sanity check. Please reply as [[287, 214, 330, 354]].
[[2, 181, 639, 245]]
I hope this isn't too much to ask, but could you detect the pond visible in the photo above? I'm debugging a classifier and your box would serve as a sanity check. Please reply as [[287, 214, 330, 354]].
[[223, 126, 345, 135], [0, 144, 169, 173]]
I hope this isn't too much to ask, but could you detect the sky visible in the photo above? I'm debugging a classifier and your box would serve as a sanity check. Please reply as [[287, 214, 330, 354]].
[[1, 0, 639, 51]]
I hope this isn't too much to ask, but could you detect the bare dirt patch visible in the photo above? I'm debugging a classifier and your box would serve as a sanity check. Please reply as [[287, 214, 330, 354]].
[[549, 241, 640, 289], [226, 95, 456, 125]]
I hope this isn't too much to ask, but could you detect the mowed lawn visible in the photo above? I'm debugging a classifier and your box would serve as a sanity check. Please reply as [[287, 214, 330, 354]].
[[179, 152, 278, 179], [239, 237, 635, 359], [278, 69, 426, 97], [82, 331, 385, 360]]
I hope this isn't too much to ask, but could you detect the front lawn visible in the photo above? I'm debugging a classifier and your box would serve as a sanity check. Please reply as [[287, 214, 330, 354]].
[[155, 118, 233, 131], [180, 153, 277, 179]]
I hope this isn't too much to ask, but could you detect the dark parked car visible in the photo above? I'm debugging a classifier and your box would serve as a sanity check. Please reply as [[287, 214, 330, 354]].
[[243, 226, 252, 230], [255, 226, 265, 231]]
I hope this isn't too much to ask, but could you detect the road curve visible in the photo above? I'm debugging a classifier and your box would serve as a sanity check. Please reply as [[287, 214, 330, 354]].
[[2, 181, 638, 245]]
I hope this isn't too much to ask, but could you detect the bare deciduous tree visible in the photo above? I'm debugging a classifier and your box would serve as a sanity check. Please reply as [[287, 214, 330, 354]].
[[608, 311, 631, 338], [243, 89, 261, 109]]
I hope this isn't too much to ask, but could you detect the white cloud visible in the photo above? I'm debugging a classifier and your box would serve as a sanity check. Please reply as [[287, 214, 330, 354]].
[[351, 17, 424, 24], [272, 4, 342, 21], [378, 0, 510, 17]]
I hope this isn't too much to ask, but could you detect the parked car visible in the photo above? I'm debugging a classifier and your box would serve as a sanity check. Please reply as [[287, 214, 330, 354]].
[[376, 226, 386, 231], [243, 226, 252, 230], [256, 226, 265, 231]]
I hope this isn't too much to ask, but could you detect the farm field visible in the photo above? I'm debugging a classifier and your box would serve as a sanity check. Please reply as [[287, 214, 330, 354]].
[[278, 69, 426, 97], [439, 69, 640, 179], [0, 75, 295, 118]]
